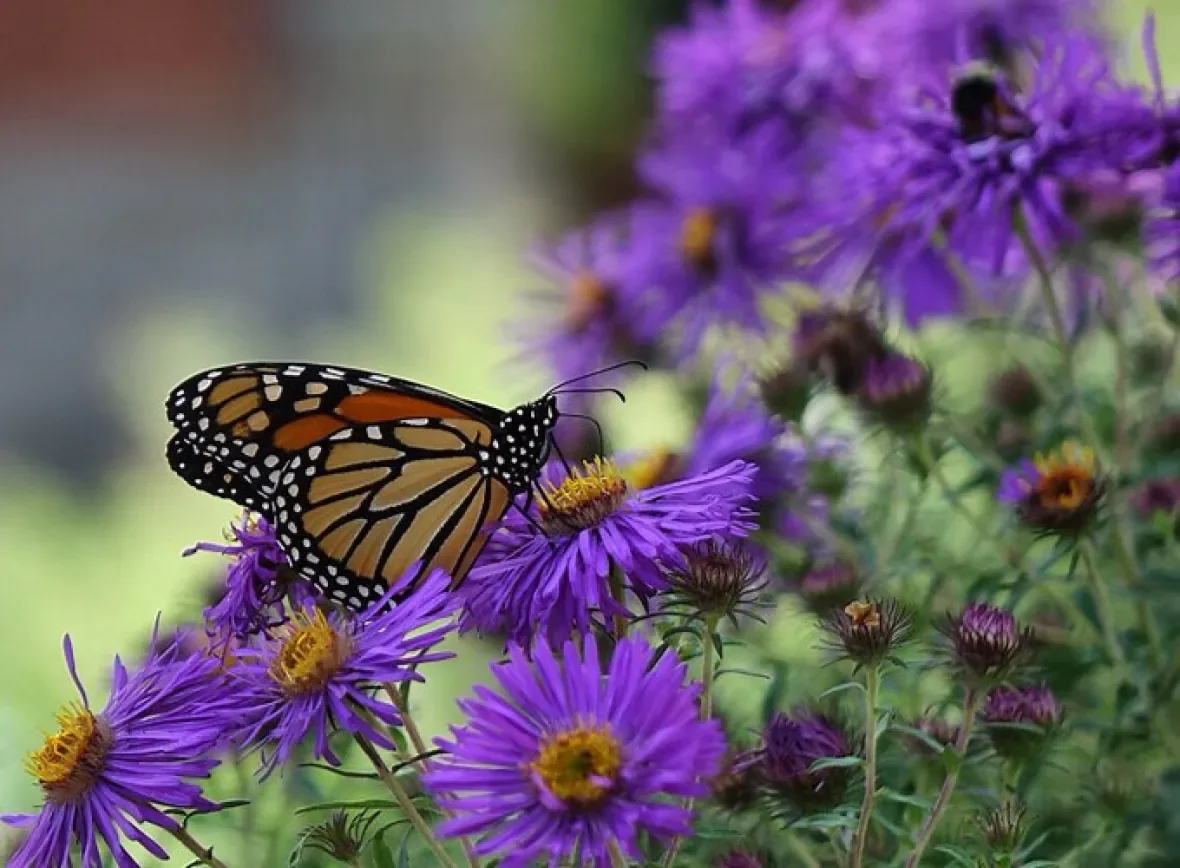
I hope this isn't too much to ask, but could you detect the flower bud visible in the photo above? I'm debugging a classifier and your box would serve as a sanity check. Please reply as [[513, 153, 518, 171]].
[[798, 561, 862, 615], [758, 362, 814, 424], [939, 602, 1035, 681], [792, 306, 889, 395], [973, 800, 1028, 855], [662, 541, 768, 626], [856, 352, 932, 430], [988, 367, 1041, 417], [983, 683, 1061, 760], [761, 711, 852, 812], [820, 598, 912, 668]]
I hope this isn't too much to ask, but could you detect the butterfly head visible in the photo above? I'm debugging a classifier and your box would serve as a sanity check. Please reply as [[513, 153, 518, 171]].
[[491, 396, 559, 493]]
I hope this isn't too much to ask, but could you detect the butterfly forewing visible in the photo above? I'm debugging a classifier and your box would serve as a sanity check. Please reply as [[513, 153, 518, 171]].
[[272, 419, 513, 608], [166, 434, 270, 516]]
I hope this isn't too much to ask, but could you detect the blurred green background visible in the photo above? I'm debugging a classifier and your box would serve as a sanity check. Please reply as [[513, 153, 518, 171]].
[[0, 1, 1174, 863]]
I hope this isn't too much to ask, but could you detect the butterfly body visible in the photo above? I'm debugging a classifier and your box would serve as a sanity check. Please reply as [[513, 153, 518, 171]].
[[165, 362, 558, 607]]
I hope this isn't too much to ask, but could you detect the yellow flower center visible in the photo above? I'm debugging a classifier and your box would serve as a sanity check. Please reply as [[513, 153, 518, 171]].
[[26, 704, 112, 803], [565, 270, 612, 333], [538, 457, 628, 535], [844, 600, 881, 628], [621, 448, 679, 491], [680, 207, 718, 274], [269, 609, 351, 695], [530, 724, 623, 806], [1031, 441, 1097, 510]]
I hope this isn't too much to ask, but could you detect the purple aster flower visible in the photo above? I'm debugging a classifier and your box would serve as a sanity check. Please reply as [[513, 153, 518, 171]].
[[1147, 162, 1180, 285], [761, 710, 852, 812], [186, 511, 313, 644], [229, 567, 458, 777], [3, 635, 236, 868], [626, 125, 800, 356], [423, 636, 726, 867], [997, 440, 1105, 534], [460, 457, 756, 645], [983, 683, 1061, 759], [939, 602, 1035, 680], [888, 0, 1102, 77], [514, 213, 665, 389], [651, 0, 888, 140], [798, 560, 862, 614], [810, 34, 1128, 320]]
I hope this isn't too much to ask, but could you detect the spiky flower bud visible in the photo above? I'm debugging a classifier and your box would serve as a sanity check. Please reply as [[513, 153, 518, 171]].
[[798, 561, 861, 615], [1129, 336, 1174, 386], [662, 540, 769, 626], [983, 683, 1061, 760], [973, 800, 1028, 854], [297, 810, 380, 865], [820, 598, 912, 668], [1147, 411, 1180, 457], [792, 306, 889, 395], [761, 711, 852, 813], [1131, 478, 1180, 524], [856, 353, 932, 430], [939, 603, 1035, 682], [907, 715, 961, 757], [989, 366, 1042, 417]]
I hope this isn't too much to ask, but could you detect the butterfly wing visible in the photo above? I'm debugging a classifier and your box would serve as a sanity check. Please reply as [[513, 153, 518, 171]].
[[272, 418, 512, 608], [166, 434, 270, 516], [165, 362, 505, 511]]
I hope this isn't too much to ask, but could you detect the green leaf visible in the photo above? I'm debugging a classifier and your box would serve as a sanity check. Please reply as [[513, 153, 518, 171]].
[[939, 744, 962, 776], [713, 667, 770, 683], [890, 724, 947, 755], [877, 789, 933, 810], [808, 755, 863, 772], [371, 831, 396, 868], [819, 681, 865, 700], [934, 845, 977, 866]]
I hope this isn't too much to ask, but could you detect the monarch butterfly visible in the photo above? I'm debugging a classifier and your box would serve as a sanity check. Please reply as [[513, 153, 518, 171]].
[[165, 361, 629, 609]]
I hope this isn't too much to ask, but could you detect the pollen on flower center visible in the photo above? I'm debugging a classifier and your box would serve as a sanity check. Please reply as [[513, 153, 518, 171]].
[[530, 724, 622, 806], [269, 609, 351, 695], [1032, 442, 1096, 508], [680, 206, 719, 273], [622, 448, 680, 491], [26, 703, 112, 803], [538, 457, 628, 534], [844, 600, 881, 628]]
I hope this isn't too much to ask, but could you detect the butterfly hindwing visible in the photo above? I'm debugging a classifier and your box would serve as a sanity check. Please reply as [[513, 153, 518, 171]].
[[271, 418, 512, 608], [166, 434, 271, 517]]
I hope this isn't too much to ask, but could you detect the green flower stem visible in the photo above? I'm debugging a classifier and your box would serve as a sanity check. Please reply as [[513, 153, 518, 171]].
[[384, 684, 480, 868], [1078, 540, 1126, 667], [851, 665, 881, 868], [902, 688, 980, 868], [355, 733, 461, 868], [787, 833, 823, 868], [661, 622, 719, 868], [168, 824, 230, 868]]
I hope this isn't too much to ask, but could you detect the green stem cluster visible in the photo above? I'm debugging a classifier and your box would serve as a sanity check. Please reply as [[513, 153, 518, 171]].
[[168, 824, 231, 868], [902, 689, 980, 868], [850, 666, 881, 868]]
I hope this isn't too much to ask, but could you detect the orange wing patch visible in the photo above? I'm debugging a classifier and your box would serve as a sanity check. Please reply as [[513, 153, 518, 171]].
[[337, 391, 477, 423], [273, 414, 350, 450]]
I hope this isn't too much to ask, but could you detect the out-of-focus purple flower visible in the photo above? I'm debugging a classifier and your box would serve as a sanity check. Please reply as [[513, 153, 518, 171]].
[[856, 352, 933, 429], [998, 440, 1105, 534], [791, 306, 890, 395], [939, 602, 1035, 680], [809, 35, 1130, 322], [516, 213, 665, 388], [650, 0, 887, 140], [888, 0, 1102, 76], [1131, 477, 1180, 519], [798, 560, 863, 614], [186, 511, 312, 645], [627, 127, 800, 355], [4, 635, 235, 868], [717, 851, 770, 868], [230, 568, 457, 777], [461, 458, 756, 645], [423, 636, 726, 867], [761, 710, 852, 812], [983, 683, 1061, 759], [1147, 162, 1180, 285]]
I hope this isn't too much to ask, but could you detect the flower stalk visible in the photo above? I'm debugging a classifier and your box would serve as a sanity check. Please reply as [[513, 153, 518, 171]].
[[1078, 540, 1125, 667], [851, 665, 881, 868], [355, 734, 461, 868], [168, 824, 231, 868], [903, 688, 980, 868]]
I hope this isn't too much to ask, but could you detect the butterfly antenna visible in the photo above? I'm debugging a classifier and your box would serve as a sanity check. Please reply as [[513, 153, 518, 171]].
[[562, 411, 606, 456], [550, 436, 574, 475], [552, 386, 628, 403], [543, 360, 648, 397]]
